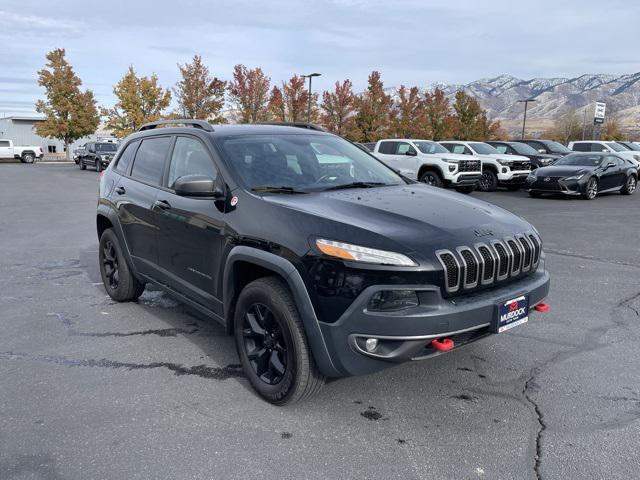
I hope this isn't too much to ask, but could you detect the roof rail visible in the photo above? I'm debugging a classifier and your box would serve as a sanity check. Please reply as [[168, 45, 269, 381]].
[[138, 119, 214, 132], [257, 122, 327, 132]]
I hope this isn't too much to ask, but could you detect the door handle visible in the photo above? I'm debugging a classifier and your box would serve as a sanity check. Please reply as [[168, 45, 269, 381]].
[[115, 186, 126, 195], [154, 199, 172, 210]]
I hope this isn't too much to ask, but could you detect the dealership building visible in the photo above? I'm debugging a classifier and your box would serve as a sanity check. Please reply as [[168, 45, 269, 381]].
[[0, 116, 115, 155]]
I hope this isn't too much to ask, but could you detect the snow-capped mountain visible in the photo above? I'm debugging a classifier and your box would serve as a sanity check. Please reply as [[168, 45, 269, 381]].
[[387, 73, 640, 131]]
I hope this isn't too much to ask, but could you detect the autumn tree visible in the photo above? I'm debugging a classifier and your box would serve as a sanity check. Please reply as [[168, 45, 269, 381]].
[[424, 87, 455, 140], [102, 66, 171, 137], [354, 71, 392, 142], [388, 85, 428, 138], [35, 49, 99, 160], [543, 108, 583, 144], [451, 90, 485, 140], [228, 64, 271, 123], [283, 75, 313, 122], [600, 115, 624, 140], [174, 55, 226, 122], [268, 85, 286, 121], [320, 79, 356, 137]]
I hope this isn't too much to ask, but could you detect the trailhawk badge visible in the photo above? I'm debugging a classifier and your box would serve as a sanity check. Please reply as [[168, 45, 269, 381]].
[[495, 295, 529, 333]]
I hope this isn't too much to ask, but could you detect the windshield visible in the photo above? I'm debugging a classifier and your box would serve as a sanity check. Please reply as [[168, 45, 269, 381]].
[[605, 142, 626, 152], [510, 143, 539, 155], [96, 143, 118, 152], [217, 134, 405, 192], [469, 142, 500, 155], [541, 141, 571, 154], [414, 141, 449, 154], [620, 142, 640, 151], [554, 153, 604, 167]]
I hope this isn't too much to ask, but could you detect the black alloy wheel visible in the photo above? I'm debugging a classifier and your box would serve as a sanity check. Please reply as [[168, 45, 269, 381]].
[[419, 171, 443, 187], [101, 239, 119, 290], [242, 303, 289, 385], [622, 175, 637, 195], [479, 170, 498, 192]]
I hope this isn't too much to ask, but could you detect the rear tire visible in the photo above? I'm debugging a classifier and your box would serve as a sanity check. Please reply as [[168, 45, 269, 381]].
[[99, 228, 145, 302], [455, 185, 475, 194], [583, 177, 598, 200], [621, 175, 637, 195], [419, 170, 443, 188], [22, 153, 35, 164], [234, 277, 325, 405], [478, 170, 498, 192]]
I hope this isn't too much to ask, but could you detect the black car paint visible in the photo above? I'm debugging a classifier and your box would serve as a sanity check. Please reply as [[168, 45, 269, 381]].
[[97, 124, 549, 377], [488, 141, 560, 169], [527, 153, 636, 196], [512, 139, 571, 156], [80, 142, 118, 170]]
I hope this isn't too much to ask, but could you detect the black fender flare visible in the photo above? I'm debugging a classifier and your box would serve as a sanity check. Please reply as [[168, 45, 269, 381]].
[[417, 164, 444, 180], [223, 246, 341, 377], [96, 204, 141, 280]]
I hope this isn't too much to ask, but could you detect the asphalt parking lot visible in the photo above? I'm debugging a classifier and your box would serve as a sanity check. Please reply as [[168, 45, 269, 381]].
[[1, 163, 639, 480]]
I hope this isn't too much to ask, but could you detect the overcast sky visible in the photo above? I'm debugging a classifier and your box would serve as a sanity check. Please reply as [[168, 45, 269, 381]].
[[1, 0, 638, 116]]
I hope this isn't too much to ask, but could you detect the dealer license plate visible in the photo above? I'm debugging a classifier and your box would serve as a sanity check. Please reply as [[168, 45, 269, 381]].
[[495, 295, 529, 333]]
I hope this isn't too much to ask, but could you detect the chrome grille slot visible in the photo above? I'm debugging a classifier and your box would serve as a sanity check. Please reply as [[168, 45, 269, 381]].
[[476, 244, 495, 285], [528, 234, 541, 267], [517, 235, 533, 272], [506, 238, 522, 275], [457, 247, 479, 289], [492, 241, 510, 280], [436, 251, 460, 293]]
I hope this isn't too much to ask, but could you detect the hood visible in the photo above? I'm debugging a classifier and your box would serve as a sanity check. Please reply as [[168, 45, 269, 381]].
[[485, 153, 530, 162], [533, 165, 594, 177], [438, 152, 482, 162], [262, 184, 532, 259]]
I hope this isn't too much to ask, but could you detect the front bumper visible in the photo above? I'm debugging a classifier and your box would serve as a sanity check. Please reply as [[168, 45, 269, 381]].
[[498, 170, 530, 184], [527, 178, 584, 195], [450, 173, 482, 186], [318, 267, 550, 376]]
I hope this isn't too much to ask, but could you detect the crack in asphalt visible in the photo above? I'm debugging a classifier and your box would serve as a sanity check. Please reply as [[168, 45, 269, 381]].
[[72, 327, 199, 338], [0, 351, 244, 380], [545, 249, 640, 269], [523, 369, 545, 480]]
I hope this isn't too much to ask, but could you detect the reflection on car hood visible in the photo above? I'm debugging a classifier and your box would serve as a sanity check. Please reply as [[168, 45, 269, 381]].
[[264, 184, 532, 254], [485, 154, 530, 162], [533, 165, 595, 177]]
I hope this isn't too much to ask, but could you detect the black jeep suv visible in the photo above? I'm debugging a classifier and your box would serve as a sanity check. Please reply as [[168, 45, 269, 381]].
[[96, 120, 550, 404], [80, 141, 119, 171]]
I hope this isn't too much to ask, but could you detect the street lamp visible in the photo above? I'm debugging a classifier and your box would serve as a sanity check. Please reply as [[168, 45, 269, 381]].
[[517, 98, 537, 140], [302, 73, 321, 123]]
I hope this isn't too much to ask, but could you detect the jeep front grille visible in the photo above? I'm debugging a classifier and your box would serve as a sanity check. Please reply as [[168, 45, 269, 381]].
[[436, 233, 541, 294]]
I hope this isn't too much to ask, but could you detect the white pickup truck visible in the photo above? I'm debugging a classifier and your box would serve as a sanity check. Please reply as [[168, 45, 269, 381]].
[[371, 139, 482, 193], [0, 139, 44, 163]]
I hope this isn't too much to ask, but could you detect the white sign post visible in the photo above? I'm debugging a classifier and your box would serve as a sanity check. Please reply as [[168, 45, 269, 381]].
[[594, 102, 606, 124]]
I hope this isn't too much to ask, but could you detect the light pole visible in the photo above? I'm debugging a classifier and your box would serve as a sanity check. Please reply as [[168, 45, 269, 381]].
[[517, 98, 537, 140], [302, 73, 321, 123]]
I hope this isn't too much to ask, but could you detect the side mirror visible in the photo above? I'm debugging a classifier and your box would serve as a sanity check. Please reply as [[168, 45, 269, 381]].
[[405, 149, 417, 156], [538, 149, 546, 153], [174, 175, 223, 198]]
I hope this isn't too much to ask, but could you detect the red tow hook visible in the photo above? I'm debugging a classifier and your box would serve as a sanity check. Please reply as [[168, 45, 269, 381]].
[[431, 338, 455, 351], [534, 303, 550, 313]]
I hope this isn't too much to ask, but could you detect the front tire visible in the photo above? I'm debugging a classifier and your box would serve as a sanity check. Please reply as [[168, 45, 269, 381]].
[[96, 160, 102, 172], [583, 177, 598, 200], [622, 175, 637, 195], [419, 170, 443, 188], [234, 277, 325, 405], [478, 170, 498, 192], [99, 228, 145, 301], [80, 160, 86, 170]]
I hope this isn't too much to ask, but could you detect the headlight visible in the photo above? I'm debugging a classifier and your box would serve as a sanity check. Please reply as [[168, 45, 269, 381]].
[[497, 159, 513, 166], [316, 239, 417, 266], [444, 158, 459, 164], [563, 174, 584, 181], [633, 155, 640, 162]]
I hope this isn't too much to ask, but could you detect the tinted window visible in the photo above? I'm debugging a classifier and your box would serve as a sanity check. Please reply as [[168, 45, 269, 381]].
[[555, 153, 604, 166], [605, 142, 625, 152], [592, 143, 608, 152], [114, 140, 139, 174], [510, 142, 540, 155], [469, 142, 500, 155], [0, 140, 10, 147], [96, 143, 118, 152], [217, 134, 403, 192], [130, 137, 171, 185], [378, 141, 397, 154], [493, 144, 509, 154], [167, 137, 217, 188], [414, 141, 448, 154], [572, 143, 591, 152]]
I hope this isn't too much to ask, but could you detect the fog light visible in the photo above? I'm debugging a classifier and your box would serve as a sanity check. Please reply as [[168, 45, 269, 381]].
[[502, 167, 508, 174], [449, 165, 456, 172], [365, 338, 378, 352], [368, 290, 419, 311]]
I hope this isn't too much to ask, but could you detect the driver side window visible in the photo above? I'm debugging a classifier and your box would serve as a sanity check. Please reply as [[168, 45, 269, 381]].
[[167, 136, 217, 189], [396, 142, 415, 155]]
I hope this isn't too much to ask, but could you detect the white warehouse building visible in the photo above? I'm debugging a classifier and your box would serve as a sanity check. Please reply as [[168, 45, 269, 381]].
[[0, 116, 115, 155]]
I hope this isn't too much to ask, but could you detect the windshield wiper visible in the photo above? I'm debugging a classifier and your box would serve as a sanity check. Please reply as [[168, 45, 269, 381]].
[[322, 182, 392, 191], [251, 186, 308, 194]]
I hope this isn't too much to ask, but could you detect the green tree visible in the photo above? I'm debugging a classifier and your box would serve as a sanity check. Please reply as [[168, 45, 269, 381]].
[[35, 48, 99, 160], [174, 55, 226, 122], [354, 71, 392, 142], [102, 66, 172, 138]]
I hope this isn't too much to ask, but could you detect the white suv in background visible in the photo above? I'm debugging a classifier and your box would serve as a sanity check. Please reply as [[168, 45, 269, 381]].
[[439, 141, 531, 191], [371, 139, 482, 193], [568, 141, 640, 170]]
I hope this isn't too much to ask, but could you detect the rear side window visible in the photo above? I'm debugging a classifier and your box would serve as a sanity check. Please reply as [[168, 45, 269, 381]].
[[130, 137, 172, 185], [378, 141, 397, 154], [114, 140, 139, 174], [167, 137, 217, 188], [0, 140, 10, 147], [572, 143, 591, 152]]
